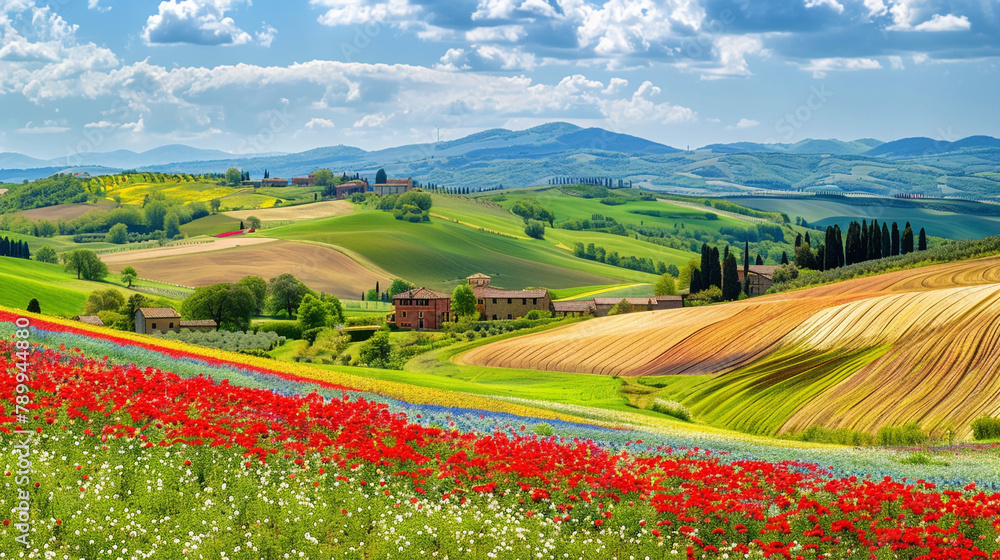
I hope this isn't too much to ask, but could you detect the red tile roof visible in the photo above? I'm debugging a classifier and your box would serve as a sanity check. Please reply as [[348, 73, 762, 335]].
[[394, 287, 450, 300], [475, 287, 549, 299], [137, 307, 181, 318]]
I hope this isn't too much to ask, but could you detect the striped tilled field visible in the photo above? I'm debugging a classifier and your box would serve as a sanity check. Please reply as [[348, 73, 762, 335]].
[[464, 256, 1000, 437]]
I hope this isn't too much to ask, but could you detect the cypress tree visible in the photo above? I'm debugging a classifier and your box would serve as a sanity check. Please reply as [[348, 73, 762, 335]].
[[817, 245, 826, 272], [709, 246, 722, 290], [781, 251, 788, 265], [755, 254, 764, 265], [743, 241, 750, 296], [690, 267, 703, 294], [700, 244, 711, 288], [21, 241, 29, 260], [860, 220, 868, 262], [918, 227, 927, 251], [804, 232, 811, 247], [722, 252, 740, 301], [891, 222, 900, 256], [835, 225, 845, 267], [824, 226, 837, 270], [902, 222, 914, 254], [795, 234, 802, 248], [881, 222, 890, 259], [870, 220, 881, 260], [26, 299, 40, 314]]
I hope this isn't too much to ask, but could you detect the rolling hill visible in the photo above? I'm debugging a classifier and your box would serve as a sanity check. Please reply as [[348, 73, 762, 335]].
[[464, 255, 1000, 439], [5, 124, 1000, 199]]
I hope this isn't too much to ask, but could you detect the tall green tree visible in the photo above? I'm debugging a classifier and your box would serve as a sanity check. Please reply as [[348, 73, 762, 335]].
[[834, 225, 845, 267], [375, 168, 388, 184], [120, 265, 138, 287], [901, 222, 914, 254], [120, 294, 149, 331], [311, 169, 335, 187], [164, 212, 181, 238], [297, 293, 329, 332], [891, 222, 901, 256], [881, 222, 891, 259], [918, 227, 927, 251], [63, 249, 107, 280], [722, 251, 740, 301], [238, 275, 268, 315], [34, 245, 58, 264], [225, 167, 242, 186], [85, 289, 126, 315], [742, 240, 750, 296], [209, 199, 222, 214], [182, 283, 256, 331], [267, 274, 312, 318], [359, 328, 393, 368], [780, 251, 788, 265], [144, 201, 169, 232], [105, 222, 128, 244], [654, 273, 677, 296], [451, 284, 478, 319], [388, 278, 416, 297], [246, 215, 262, 230]]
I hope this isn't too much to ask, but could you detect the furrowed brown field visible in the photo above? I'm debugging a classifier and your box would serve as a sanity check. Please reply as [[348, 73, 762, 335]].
[[465, 256, 1000, 438]]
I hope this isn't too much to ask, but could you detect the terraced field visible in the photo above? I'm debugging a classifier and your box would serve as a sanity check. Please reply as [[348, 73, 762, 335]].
[[465, 256, 1000, 438]]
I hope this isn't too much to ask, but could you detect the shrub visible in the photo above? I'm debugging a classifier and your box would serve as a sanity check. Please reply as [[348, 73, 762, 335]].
[[971, 416, 1000, 440], [255, 321, 303, 340], [532, 423, 554, 437], [301, 327, 326, 343], [875, 423, 928, 446], [647, 399, 691, 422], [524, 220, 545, 239], [524, 309, 552, 320], [790, 425, 873, 446]]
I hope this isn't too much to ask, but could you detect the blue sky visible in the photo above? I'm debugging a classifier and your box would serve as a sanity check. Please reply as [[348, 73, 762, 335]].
[[0, 0, 997, 159]]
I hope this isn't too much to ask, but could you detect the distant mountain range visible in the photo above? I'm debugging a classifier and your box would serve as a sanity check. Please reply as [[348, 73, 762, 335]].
[[3, 123, 1000, 198]]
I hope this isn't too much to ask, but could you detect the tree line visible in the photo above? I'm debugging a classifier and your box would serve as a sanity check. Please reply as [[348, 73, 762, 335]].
[[0, 236, 30, 260], [548, 178, 633, 189], [795, 220, 926, 271]]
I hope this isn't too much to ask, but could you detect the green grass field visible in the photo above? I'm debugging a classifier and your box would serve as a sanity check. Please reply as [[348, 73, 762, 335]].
[[179, 214, 243, 237], [264, 210, 660, 291], [0, 257, 181, 317]]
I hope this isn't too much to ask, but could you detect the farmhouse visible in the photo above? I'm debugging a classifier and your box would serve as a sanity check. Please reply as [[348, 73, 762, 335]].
[[551, 300, 596, 317], [261, 178, 290, 187], [468, 274, 551, 320], [73, 315, 105, 327], [372, 177, 412, 196], [135, 307, 181, 334], [291, 177, 312, 186], [593, 296, 683, 317], [336, 179, 369, 199], [388, 287, 451, 330], [738, 265, 779, 296]]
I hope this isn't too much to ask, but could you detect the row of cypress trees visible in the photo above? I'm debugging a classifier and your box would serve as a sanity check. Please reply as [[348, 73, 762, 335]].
[[796, 220, 925, 272], [0, 236, 30, 260]]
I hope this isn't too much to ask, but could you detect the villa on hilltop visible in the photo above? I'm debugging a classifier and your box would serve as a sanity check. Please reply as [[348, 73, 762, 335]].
[[737, 265, 779, 296]]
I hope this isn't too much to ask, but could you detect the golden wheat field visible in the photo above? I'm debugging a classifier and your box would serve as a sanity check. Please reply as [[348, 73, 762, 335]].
[[464, 256, 1000, 437]]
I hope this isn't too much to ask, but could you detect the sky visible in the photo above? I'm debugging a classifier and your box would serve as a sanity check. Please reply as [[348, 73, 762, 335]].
[[0, 0, 997, 160]]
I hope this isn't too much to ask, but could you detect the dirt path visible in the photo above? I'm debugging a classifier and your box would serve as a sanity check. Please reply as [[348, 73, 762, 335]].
[[224, 200, 353, 221]]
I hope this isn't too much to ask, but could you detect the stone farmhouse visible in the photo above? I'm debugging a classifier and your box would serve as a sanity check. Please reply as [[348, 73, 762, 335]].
[[72, 315, 105, 327], [134, 308, 217, 334], [737, 265, 779, 296], [551, 300, 596, 317], [387, 288, 452, 330], [372, 178, 413, 196], [469, 274, 551, 320]]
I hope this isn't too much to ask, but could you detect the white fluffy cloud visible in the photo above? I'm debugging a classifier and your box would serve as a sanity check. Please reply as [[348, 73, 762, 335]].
[[142, 0, 253, 45], [913, 14, 972, 32], [305, 117, 336, 129], [800, 57, 882, 78], [728, 118, 759, 129], [600, 81, 696, 125], [804, 0, 844, 14]]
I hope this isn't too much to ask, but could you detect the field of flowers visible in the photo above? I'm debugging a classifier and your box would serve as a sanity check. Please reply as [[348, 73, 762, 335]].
[[467, 256, 1000, 439], [2, 308, 1000, 558]]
